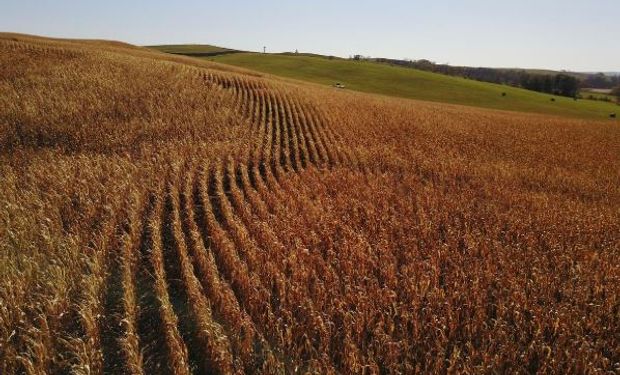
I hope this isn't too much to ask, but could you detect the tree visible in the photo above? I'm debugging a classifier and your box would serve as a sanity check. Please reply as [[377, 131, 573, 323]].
[[554, 74, 579, 97], [611, 85, 620, 104], [583, 73, 609, 89]]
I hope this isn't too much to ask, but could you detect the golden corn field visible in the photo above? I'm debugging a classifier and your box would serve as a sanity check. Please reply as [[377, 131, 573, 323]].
[[1, 33, 619, 374]]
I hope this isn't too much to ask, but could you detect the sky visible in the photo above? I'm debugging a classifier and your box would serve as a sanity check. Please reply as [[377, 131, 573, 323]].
[[2, 0, 618, 72]]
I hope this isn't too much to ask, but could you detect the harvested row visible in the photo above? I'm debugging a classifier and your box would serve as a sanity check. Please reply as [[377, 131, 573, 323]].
[[218, 159, 402, 370], [98, 162, 349, 374], [223, 159, 339, 373], [194, 166, 278, 360], [200, 69, 352, 173], [7, 55, 368, 373], [304, 102, 353, 166], [0, 39, 83, 59], [268, 91, 283, 174], [242, 167, 393, 372], [240, 159, 408, 370], [165, 182, 236, 374], [281, 90, 311, 171], [137, 190, 190, 375], [246, 165, 379, 373], [237, 162, 274, 219], [212, 163, 290, 348], [56, 181, 136, 374], [274, 90, 293, 172], [260, 91, 275, 173], [116, 192, 148, 375], [250, 163, 285, 213], [290, 94, 321, 166], [182, 168, 284, 373], [297, 97, 331, 166], [131, 193, 174, 375], [207, 159, 337, 372], [198, 67, 365, 184], [150, 191, 192, 375], [100, 191, 147, 375]]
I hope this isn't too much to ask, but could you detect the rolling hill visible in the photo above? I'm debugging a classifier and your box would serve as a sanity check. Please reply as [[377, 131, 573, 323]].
[[149, 44, 240, 57], [202, 52, 619, 120], [2, 33, 620, 374]]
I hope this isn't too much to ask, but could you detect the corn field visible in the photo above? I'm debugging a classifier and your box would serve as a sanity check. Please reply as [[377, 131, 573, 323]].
[[1, 33, 619, 374]]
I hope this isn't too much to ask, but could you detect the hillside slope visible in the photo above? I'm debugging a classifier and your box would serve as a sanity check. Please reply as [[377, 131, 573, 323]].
[[149, 44, 240, 57], [2, 34, 620, 374], [205, 52, 619, 119]]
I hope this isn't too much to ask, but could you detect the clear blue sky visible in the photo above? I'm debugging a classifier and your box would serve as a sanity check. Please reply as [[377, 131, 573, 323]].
[[2, 0, 618, 71]]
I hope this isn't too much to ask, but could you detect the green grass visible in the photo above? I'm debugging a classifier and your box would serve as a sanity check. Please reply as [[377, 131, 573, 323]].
[[205, 53, 619, 120], [148, 44, 235, 55], [581, 89, 617, 102]]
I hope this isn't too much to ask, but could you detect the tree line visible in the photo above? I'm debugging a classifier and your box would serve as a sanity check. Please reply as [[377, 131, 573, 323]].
[[366, 57, 619, 99]]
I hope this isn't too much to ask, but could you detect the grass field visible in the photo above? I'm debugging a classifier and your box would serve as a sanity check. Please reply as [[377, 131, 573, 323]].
[[2, 33, 620, 374], [581, 89, 618, 102], [149, 44, 237, 55], [204, 52, 619, 119]]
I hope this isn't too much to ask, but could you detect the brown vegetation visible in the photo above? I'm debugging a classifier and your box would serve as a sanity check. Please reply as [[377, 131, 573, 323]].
[[1, 33, 619, 374]]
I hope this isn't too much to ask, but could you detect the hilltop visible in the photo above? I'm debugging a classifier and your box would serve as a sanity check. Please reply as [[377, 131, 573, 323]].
[[149, 44, 240, 57]]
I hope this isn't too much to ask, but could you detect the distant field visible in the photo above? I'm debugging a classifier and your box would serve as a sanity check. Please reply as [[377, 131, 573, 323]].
[[149, 44, 237, 56], [204, 52, 619, 120], [581, 89, 617, 102], [584, 88, 613, 94]]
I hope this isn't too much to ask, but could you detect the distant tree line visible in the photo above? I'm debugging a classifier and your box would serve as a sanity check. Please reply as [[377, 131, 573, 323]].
[[520, 74, 580, 97], [612, 86, 620, 104], [582, 73, 620, 89], [363, 57, 620, 98]]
